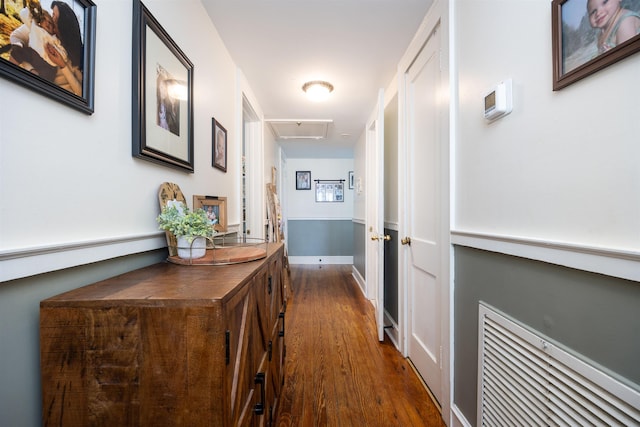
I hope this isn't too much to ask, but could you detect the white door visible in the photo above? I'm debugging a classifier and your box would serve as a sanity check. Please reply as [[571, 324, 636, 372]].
[[242, 96, 263, 240], [404, 25, 443, 403], [365, 90, 385, 341]]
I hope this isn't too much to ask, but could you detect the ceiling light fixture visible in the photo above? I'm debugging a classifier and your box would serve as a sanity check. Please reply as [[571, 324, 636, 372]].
[[302, 80, 334, 102]]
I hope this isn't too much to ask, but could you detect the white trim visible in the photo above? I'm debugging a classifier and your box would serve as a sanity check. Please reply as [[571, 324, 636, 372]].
[[288, 217, 354, 221], [384, 221, 399, 231], [383, 310, 401, 350], [451, 404, 473, 427], [352, 217, 366, 225], [451, 230, 640, 282], [0, 233, 166, 282], [288, 256, 353, 265], [352, 265, 366, 295]]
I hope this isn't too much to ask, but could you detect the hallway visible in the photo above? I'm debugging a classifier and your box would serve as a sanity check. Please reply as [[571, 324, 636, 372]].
[[277, 264, 445, 426]]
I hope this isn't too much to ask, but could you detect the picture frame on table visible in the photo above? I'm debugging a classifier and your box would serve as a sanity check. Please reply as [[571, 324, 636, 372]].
[[132, 0, 194, 172], [296, 171, 311, 190], [212, 118, 227, 172], [193, 195, 227, 232], [552, 0, 640, 90], [0, 0, 97, 114]]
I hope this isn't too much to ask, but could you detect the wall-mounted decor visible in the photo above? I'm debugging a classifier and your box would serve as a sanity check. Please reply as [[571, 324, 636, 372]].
[[296, 171, 311, 190], [132, 0, 194, 172], [212, 118, 227, 172], [552, 0, 640, 90], [315, 180, 344, 202], [0, 0, 96, 114], [348, 171, 354, 189], [193, 195, 227, 232]]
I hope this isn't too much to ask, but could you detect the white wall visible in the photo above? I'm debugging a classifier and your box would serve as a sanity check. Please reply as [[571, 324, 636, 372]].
[[353, 131, 367, 222], [455, 0, 640, 254], [0, 0, 259, 280], [286, 158, 354, 219]]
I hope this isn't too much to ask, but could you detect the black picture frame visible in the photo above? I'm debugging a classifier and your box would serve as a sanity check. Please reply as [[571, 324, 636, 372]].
[[552, 0, 640, 90], [296, 171, 311, 190], [132, 0, 194, 172], [212, 118, 227, 172], [0, 0, 96, 114], [348, 171, 354, 189]]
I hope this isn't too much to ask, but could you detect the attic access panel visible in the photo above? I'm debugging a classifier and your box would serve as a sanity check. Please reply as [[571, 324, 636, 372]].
[[266, 119, 332, 140]]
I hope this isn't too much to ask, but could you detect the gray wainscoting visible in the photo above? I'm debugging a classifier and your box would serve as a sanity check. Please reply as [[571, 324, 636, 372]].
[[454, 245, 640, 423], [384, 228, 398, 323], [353, 221, 366, 278], [288, 219, 354, 256]]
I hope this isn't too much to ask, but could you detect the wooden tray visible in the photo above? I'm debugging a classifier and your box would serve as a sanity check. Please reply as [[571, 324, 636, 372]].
[[168, 245, 267, 265]]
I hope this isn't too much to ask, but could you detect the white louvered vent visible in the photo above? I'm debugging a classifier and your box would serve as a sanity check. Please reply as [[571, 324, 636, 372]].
[[478, 304, 640, 426]]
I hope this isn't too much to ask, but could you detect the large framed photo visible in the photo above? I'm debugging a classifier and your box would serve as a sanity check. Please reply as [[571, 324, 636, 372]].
[[0, 0, 96, 114], [552, 0, 640, 90], [132, 0, 194, 172], [193, 195, 227, 232], [212, 118, 227, 172]]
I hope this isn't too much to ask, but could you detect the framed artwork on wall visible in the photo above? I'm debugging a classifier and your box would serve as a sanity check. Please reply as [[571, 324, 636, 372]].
[[296, 171, 311, 190], [132, 0, 194, 172], [552, 0, 640, 90], [212, 118, 227, 172], [193, 195, 227, 232], [348, 171, 354, 189], [0, 0, 97, 114]]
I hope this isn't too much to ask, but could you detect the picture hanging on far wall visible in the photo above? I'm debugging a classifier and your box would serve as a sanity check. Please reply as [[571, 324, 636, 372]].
[[348, 171, 354, 189], [0, 0, 97, 114], [132, 0, 194, 172], [212, 118, 227, 172], [296, 171, 311, 190], [552, 0, 640, 90]]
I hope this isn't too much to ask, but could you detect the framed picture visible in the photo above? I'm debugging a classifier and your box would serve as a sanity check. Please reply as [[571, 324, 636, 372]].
[[193, 195, 227, 232], [212, 118, 227, 172], [132, 0, 194, 172], [552, 0, 640, 90], [315, 182, 344, 202], [348, 171, 354, 189], [0, 0, 96, 114], [296, 171, 311, 190]]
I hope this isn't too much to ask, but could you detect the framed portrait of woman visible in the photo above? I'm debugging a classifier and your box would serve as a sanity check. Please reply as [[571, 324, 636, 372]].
[[212, 118, 227, 172], [0, 0, 97, 114]]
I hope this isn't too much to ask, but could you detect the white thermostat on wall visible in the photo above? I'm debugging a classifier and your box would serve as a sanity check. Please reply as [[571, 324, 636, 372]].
[[484, 79, 512, 122]]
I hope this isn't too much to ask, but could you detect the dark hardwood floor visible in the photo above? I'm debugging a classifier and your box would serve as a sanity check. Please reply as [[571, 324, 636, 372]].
[[276, 264, 445, 427]]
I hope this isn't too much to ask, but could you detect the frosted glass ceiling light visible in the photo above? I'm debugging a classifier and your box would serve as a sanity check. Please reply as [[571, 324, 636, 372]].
[[302, 80, 334, 102]]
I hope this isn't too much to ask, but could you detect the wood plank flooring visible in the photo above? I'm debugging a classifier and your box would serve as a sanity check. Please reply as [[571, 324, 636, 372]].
[[276, 264, 445, 427]]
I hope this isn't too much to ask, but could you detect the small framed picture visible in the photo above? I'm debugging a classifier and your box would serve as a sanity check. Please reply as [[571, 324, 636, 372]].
[[348, 171, 354, 189], [296, 171, 311, 190], [193, 195, 227, 232], [212, 118, 227, 172]]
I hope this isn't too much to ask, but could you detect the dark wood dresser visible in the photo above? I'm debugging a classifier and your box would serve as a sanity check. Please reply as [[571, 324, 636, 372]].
[[40, 242, 286, 426]]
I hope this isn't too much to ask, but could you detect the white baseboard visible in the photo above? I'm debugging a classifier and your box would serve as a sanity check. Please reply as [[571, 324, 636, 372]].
[[351, 265, 366, 295], [451, 404, 473, 427], [288, 256, 353, 265]]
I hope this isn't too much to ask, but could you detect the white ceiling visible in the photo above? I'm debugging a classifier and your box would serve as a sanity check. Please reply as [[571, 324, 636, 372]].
[[200, 0, 433, 158]]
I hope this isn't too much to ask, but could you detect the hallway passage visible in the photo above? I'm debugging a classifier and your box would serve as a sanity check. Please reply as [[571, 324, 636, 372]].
[[277, 264, 445, 426]]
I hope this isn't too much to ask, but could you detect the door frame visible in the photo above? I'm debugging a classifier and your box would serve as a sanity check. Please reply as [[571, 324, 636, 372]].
[[237, 69, 265, 240], [365, 89, 385, 341], [396, 0, 452, 422]]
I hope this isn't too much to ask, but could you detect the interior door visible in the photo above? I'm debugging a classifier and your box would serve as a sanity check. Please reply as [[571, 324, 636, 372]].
[[404, 25, 442, 403], [365, 90, 385, 341]]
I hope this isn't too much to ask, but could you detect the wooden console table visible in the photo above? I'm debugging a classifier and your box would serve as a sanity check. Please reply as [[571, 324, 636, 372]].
[[40, 242, 286, 426]]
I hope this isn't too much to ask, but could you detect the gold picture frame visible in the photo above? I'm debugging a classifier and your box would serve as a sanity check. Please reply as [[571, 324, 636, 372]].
[[193, 195, 227, 232]]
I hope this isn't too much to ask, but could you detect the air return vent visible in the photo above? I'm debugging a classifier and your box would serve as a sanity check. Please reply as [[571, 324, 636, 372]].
[[478, 304, 640, 426], [266, 119, 332, 140]]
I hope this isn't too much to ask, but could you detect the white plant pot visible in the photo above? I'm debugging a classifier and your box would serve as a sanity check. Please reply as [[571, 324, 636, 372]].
[[176, 236, 207, 259]]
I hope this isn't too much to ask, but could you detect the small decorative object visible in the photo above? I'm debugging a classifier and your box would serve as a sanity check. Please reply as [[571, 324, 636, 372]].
[[132, 0, 194, 172], [193, 195, 227, 232], [156, 200, 215, 259], [348, 171, 354, 189], [212, 118, 227, 172], [552, 0, 640, 90], [296, 171, 311, 190], [0, 0, 97, 114]]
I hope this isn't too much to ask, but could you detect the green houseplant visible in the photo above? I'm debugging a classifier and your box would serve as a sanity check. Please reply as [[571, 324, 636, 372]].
[[157, 201, 215, 259]]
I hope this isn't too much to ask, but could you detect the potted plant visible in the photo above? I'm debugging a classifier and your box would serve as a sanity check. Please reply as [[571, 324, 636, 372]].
[[157, 200, 215, 259]]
